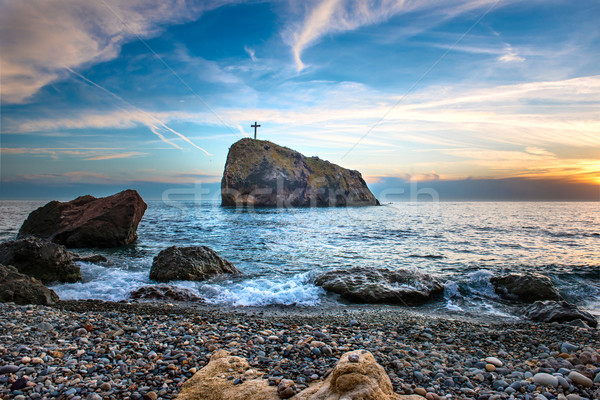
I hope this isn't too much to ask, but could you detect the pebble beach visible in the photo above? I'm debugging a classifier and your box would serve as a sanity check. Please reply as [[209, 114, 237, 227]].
[[1, 300, 598, 400]]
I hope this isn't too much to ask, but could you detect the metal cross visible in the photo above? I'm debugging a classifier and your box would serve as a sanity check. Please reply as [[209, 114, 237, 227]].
[[251, 121, 261, 139]]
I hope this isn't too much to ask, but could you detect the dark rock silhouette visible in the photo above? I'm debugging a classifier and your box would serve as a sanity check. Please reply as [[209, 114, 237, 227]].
[[18, 189, 147, 248], [0, 264, 60, 305], [491, 273, 561, 303], [314, 267, 443, 306], [524, 300, 597, 328], [130, 285, 204, 302], [0, 237, 80, 283], [150, 246, 240, 282], [221, 139, 379, 207]]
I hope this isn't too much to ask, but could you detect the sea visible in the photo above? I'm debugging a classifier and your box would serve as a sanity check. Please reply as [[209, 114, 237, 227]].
[[1, 200, 598, 322]]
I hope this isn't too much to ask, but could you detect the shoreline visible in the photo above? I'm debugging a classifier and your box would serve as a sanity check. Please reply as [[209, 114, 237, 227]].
[[1, 300, 599, 399]]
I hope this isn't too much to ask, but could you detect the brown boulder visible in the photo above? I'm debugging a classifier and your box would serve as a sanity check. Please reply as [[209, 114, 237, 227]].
[[0, 264, 60, 305], [314, 267, 443, 306], [0, 237, 80, 283], [149, 246, 240, 282], [490, 273, 561, 303], [177, 350, 423, 400], [129, 285, 204, 302], [18, 189, 147, 248]]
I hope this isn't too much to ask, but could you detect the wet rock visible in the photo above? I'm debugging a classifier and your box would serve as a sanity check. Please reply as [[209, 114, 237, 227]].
[[130, 285, 204, 302], [0, 237, 80, 283], [523, 300, 598, 328], [490, 273, 561, 303], [18, 189, 147, 248], [221, 138, 379, 207], [314, 267, 443, 305], [0, 264, 59, 305], [149, 246, 240, 282], [71, 254, 108, 263]]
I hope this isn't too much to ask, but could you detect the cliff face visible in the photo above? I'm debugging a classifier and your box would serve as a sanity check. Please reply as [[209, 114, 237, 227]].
[[221, 138, 379, 207]]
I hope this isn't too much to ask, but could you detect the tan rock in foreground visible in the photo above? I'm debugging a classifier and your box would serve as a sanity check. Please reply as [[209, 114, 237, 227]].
[[178, 349, 423, 400]]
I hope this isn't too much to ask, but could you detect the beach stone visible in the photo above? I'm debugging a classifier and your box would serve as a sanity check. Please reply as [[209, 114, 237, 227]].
[[524, 300, 598, 328], [149, 246, 240, 282], [566, 395, 583, 400], [314, 267, 443, 306], [568, 371, 593, 388], [0, 364, 19, 374], [485, 364, 496, 372], [490, 273, 561, 303], [86, 394, 102, 400], [561, 342, 578, 354], [0, 237, 80, 283], [18, 189, 147, 248], [0, 264, 60, 305], [129, 285, 204, 302], [533, 373, 558, 387], [485, 357, 503, 367]]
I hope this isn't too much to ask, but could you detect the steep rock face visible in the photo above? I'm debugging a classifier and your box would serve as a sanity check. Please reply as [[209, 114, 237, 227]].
[[314, 267, 444, 306], [0, 264, 60, 305], [18, 189, 147, 248], [221, 139, 379, 207], [491, 273, 561, 303], [0, 237, 81, 283], [149, 246, 240, 282], [523, 300, 597, 328]]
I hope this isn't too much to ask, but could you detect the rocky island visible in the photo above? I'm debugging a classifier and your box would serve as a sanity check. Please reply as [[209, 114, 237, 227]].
[[221, 138, 379, 207]]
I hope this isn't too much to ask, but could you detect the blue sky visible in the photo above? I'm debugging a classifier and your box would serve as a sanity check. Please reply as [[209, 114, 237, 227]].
[[1, 0, 599, 200]]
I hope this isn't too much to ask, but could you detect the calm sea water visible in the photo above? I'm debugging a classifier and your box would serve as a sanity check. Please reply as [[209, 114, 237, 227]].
[[1, 200, 598, 320]]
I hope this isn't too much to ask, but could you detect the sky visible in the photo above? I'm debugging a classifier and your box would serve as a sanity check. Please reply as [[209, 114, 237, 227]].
[[1, 0, 599, 201]]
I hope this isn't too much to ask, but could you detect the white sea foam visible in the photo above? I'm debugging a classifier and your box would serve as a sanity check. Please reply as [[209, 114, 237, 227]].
[[50, 262, 152, 301], [199, 272, 324, 307]]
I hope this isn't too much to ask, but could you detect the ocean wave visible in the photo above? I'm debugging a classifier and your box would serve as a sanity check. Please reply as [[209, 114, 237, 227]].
[[199, 272, 325, 307]]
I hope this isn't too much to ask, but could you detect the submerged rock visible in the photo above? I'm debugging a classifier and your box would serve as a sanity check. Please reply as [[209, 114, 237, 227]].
[[18, 189, 147, 248], [490, 273, 561, 302], [523, 300, 597, 328], [149, 246, 240, 282], [221, 138, 379, 207], [314, 267, 443, 306], [129, 285, 204, 302], [177, 349, 421, 400], [0, 264, 59, 305], [0, 237, 80, 283]]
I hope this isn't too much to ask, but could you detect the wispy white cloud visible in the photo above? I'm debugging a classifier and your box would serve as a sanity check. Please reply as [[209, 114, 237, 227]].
[[0, 0, 240, 103], [285, 0, 511, 71], [244, 45, 258, 62], [1, 147, 146, 161]]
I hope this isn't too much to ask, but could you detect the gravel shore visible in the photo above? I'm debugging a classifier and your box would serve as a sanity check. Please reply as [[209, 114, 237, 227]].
[[1, 300, 598, 400]]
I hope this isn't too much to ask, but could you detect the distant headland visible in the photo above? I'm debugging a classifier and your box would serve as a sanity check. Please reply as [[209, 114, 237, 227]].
[[221, 138, 379, 207]]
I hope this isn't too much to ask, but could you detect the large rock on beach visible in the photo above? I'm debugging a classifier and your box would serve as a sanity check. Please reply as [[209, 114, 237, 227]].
[[221, 138, 379, 207], [18, 189, 147, 248], [490, 273, 561, 302], [178, 349, 422, 400], [149, 246, 240, 282], [314, 267, 443, 305], [0, 264, 59, 305], [130, 285, 204, 302], [0, 236, 80, 283], [523, 300, 597, 328]]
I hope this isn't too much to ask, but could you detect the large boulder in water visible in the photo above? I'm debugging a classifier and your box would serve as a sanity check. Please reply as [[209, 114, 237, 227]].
[[149, 246, 240, 282], [221, 138, 379, 207], [0, 237, 80, 283], [0, 264, 60, 305], [314, 267, 443, 305], [523, 300, 597, 328], [18, 189, 147, 248], [490, 273, 561, 303]]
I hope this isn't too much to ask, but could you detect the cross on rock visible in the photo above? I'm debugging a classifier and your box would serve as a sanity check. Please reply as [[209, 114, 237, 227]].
[[251, 121, 261, 140]]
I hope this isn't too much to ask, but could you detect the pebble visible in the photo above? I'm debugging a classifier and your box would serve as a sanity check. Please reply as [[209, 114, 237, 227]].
[[533, 372, 559, 387], [0, 365, 19, 374], [485, 356, 503, 367], [561, 342, 578, 353], [348, 354, 360, 363], [485, 363, 496, 372], [568, 371, 593, 388]]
